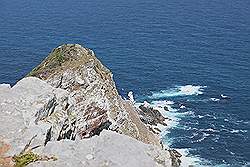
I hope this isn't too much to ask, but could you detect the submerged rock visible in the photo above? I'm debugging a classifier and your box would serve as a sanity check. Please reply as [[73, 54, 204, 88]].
[[164, 106, 169, 111]]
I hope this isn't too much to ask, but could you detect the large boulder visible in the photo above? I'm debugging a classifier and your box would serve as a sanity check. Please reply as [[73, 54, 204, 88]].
[[0, 77, 69, 154], [30, 130, 171, 167]]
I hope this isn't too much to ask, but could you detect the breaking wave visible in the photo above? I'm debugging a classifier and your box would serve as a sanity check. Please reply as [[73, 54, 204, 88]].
[[148, 85, 206, 99], [133, 84, 246, 166]]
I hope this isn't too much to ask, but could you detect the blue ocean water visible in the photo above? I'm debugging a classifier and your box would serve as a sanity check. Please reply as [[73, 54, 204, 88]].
[[0, 0, 249, 166]]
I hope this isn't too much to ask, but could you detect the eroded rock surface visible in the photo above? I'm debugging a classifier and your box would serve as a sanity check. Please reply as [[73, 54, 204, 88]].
[[0, 77, 69, 154], [30, 130, 171, 167], [138, 105, 167, 127], [27, 44, 159, 145], [169, 149, 182, 167], [137, 103, 172, 135], [0, 44, 175, 166], [0, 77, 172, 167]]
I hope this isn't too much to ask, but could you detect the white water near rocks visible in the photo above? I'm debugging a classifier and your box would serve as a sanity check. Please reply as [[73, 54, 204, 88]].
[[135, 85, 212, 166], [134, 83, 249, 166], [148, 85, 206, 99]]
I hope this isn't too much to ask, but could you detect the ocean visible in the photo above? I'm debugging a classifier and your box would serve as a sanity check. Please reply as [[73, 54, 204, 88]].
[[0, 0, 249, 166]]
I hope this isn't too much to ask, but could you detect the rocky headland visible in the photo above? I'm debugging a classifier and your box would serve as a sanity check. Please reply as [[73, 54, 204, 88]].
[[0, 44, 181, 167]]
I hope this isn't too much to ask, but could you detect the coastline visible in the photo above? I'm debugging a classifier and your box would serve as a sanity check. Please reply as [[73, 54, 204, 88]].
[[0, 44, 175, 167], [134, 97, 204, 167]]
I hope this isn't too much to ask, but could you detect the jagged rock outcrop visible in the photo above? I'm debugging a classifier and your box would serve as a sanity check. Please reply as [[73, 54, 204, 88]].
[[168, 149, 182, 167], [0, 77, 69, 154], [26, 44, 159, 145], [0, 44, 177, 166], [138, 105, 167, 127], [0, 76, 173, 167], [137, 103, 172, 135]]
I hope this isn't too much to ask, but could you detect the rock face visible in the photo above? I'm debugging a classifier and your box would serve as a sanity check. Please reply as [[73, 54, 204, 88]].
[[0, 76, 173, 167], [0, 77, 69, 154], [139, 105, 167, 127], [27, 44, 159, 145], [137, 104, 171, 135], [30, 130, 171, 167], [168, 149, 182, 167], [0, 44, 176, 166]]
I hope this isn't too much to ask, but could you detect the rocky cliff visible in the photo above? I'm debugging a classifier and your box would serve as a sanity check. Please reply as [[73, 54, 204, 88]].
[[26, 44, 159, 145], [0, 44, 179, 167]]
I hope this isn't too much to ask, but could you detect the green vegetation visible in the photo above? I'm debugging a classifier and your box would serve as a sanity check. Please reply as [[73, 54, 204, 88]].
[[26, 44, 110, 80], [12, 135, 58, 167], [13, 152, 39, 167], [26, 48, 65, 78], [13, 151, 58, 167], [54, 49, 64, 64]]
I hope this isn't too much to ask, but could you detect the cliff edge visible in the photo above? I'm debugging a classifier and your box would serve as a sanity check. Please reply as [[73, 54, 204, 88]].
[[0, 44, 179, 167], [27, 44, 159, 145]]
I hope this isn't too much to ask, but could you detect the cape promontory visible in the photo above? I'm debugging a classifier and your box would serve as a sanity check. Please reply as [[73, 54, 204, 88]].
[[0, 44, 181, 167]]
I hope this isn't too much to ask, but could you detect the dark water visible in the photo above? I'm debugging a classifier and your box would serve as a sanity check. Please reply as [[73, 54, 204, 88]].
[[0, 0, 249, 166]]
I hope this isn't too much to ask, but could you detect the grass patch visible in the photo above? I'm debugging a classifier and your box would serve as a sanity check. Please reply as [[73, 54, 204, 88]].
[[12, 135, 57, 167], [13, 152, 57, 167], [13, 152, 39, 167], [54, 49, 64, 64]]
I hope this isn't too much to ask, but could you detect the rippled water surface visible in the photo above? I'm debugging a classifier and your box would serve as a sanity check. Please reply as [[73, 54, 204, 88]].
[[0, 0, 250, 166]]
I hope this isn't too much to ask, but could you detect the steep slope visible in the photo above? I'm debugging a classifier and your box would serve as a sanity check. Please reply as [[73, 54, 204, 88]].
[[27, 44, 159, 145], [0, 77, 172, 167]]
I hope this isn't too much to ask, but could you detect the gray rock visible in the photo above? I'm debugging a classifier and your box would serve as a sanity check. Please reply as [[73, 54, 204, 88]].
[[27, 44, 159, 145], [0, 44, 174, 167], [0, 78, 171, 167], [29, 130, 171, 167], [0, 77, 69, 155]]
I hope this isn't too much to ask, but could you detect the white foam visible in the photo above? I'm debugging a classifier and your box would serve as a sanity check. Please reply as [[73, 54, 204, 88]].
[[197, 115, 204, 118], [230, 129, 239, 133], [151, 100, 174, 106], [240, 130, 248, 133], [229, 129, 247, 134], [180, 105, 186, 109], [148, 85, 206, 99], [226, 149, 235, 155], [189, 132, 199, 139], [176, 148, 210, 167], [143, 101, 150, 107], [165, 105, 178, 112], [203, 128, 219, 133], [210, 98, 220, 102], [166, 100, 175, 105], [181, 111, 195, 116], [134, 96, 211, 167], [220, 94, 229, 99], [151, 100, 178, 112], [179, 85, 206, 96]]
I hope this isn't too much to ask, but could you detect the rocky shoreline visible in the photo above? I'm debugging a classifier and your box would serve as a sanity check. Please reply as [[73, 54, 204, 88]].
[[0, 44, 182, 167]]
